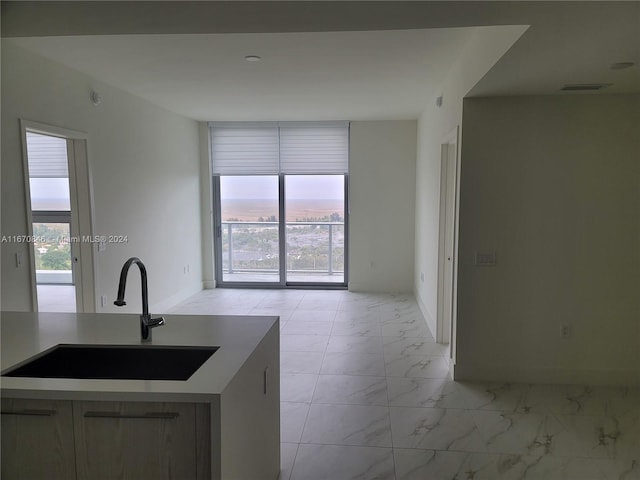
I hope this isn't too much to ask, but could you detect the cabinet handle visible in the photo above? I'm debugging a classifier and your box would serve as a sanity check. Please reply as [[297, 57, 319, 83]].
[[1, 409, 56, 416], [84, 411, 179, 419]]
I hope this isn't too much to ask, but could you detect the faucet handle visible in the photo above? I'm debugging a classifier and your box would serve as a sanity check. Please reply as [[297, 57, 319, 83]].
[[147, 316, 165, 328]]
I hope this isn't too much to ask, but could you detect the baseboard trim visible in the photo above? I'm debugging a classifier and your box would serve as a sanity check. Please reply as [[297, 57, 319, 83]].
[[415, 293, 436, 340], [453, 363, 640, 387], [203, 280, 216, 289], [151, 282, 203, 313], [348, 282, 412, 294]]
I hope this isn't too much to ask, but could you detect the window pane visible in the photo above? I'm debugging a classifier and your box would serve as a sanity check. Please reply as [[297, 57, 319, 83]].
[[219, 176, 280, 283], [285, 175, 345, 283], [33, 223, 73, 284], [26, 132, 71, 211], [29, 178, 71, 210]]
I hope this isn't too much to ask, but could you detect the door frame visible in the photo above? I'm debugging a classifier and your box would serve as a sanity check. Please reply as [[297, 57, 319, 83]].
[[436, 126, 460, 359], [20, 120, 96, 312]]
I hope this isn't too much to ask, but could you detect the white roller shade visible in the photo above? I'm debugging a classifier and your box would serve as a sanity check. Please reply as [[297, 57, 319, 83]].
[[279, 124, 349, 174], [210, 122, 349, 175], [210, 124, 279, 175], [26, 132, 69, 178]]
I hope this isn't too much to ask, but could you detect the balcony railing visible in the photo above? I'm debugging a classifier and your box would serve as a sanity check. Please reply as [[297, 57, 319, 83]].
[[221, 221, 344, 281]]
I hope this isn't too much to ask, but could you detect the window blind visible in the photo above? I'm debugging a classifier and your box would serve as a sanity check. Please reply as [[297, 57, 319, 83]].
[[26, 132, 69, 178], [210, 122, 349, 175]]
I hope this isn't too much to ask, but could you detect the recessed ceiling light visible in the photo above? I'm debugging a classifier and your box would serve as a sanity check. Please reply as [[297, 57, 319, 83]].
[[610, 61, 635, 70], [245, 55, 262, 62]]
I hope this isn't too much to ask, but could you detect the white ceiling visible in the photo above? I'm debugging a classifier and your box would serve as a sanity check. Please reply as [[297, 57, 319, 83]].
[[9, 29, 479, 120], [4, 1, 639, 121]]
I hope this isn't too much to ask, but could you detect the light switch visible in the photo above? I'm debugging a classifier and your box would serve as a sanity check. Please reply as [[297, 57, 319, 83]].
[[474, 251, 497, 266]]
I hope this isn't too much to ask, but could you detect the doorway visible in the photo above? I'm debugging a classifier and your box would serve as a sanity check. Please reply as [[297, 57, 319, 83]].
[[21, 121, 95, 312], [436, 127, 459, 357]]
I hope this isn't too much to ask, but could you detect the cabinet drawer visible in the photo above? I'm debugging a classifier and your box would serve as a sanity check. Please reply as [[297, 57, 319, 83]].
[[1, 398, 76, 480], [73, 401, 199, 480]]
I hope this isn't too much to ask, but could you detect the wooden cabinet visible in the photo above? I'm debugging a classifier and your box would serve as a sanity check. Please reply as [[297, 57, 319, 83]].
[[1, 398, 76, 480], [73, 401, 210, 480], [1, 399, 211, 480]]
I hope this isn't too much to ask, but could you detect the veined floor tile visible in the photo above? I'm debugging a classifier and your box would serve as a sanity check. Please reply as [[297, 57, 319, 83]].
[[289, 309, 337, 323], [297, 298, 342, 311], [382, 337, 445, 357], [168, 289, 640, 480], [393, 449, 470, 480], [327, 335, 383, 354], [290, 444, 395, 480], [321, 352, 386, 376], [527, 384, 640, 417], [301, 404, 392, 447], [331, 321, 382, 337], [390, 407, 486, 452], [250, 307, 295, 322], [281, 321, 334, 336], [281, 373, 318, 402], [313, 375, 388, 406], [552, 413, 640, 460], [281, 351, 324, 374], [460, 381, 532, 412], [280, 443, 299, 480], [281, 402, 311, 443], [280, 334, 329, 352], [385, 354, 450, 379], [380, 322, 431, 338], [334, 309, 381, 323], [471, 410, 565, 456], [387, 377, 454, 408]]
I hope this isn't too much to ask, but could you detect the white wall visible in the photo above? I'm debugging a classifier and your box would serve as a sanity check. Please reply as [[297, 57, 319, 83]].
[[348, 121, 417, 292], [456, 95, 640, 386], [1, 41, 203, 313], [414, 26, 526, 334]]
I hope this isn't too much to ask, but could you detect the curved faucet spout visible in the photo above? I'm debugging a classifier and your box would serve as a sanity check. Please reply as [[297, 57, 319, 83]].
[[114, 257, 148, 317], [114, 257, 164, 341]]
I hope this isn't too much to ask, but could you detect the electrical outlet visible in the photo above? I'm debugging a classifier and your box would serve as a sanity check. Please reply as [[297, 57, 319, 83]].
[[100, 295, 108, 308], [420, 272, 425, 282], [560, 323, 571, 339]]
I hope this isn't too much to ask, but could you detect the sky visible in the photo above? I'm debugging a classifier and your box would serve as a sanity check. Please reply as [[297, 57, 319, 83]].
[[220, 175, 345, 200]]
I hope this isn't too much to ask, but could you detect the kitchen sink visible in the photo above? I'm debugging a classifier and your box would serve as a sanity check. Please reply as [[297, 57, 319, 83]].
[[1, 344, 219, 381]]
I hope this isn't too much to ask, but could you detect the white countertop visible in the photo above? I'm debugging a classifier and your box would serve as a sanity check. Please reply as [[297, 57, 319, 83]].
[[0, 311, 278, 403]]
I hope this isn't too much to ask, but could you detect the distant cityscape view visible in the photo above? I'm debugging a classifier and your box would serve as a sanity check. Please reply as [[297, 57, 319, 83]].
[[220, 199, 345, 280]]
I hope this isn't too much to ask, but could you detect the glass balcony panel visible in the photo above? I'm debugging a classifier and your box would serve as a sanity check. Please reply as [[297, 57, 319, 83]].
[[219, 176, 280, 283], [33, 222, 73, 285]]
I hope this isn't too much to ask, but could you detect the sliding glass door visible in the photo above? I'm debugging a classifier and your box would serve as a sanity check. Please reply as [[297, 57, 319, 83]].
[[214, 174, 348, 287], [211, 122, 349, 288], [218, 175, 281, 283], [285, 175, 345, 284]]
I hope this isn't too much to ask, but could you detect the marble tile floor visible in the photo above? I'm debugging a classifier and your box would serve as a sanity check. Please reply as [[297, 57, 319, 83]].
[[169, 289, 640, 480]]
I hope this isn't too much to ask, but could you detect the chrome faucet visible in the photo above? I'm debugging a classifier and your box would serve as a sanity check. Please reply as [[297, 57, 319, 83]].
[[114, 257, 165, 342]]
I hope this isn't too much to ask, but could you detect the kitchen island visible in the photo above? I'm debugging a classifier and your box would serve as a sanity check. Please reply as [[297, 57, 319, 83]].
[[0, 311, 280, 480]]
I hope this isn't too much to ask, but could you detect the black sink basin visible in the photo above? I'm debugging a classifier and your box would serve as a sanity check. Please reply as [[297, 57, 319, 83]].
[[1, 344, 219, 381]]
